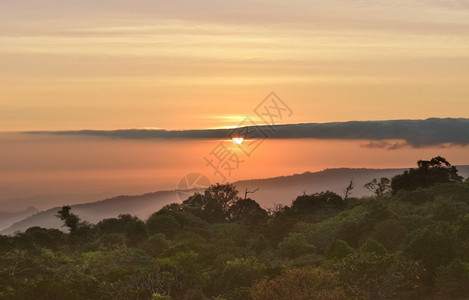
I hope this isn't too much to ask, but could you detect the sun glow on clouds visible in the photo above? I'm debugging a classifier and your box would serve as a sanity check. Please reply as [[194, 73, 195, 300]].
[[232, 137, 244, 145]]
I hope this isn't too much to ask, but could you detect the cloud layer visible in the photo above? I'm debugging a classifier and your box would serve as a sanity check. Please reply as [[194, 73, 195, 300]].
[[28, 118, 469, 149]]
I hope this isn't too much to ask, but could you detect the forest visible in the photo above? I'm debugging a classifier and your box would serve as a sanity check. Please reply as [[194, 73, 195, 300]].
[[1, 156, 468, 299]]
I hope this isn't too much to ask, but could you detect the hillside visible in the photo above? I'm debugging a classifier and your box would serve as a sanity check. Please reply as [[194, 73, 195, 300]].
[[2, 166, 468, 235], [0, 190, 179, 235], [1, 168, 468, 299], [0, 206, 38, 231]]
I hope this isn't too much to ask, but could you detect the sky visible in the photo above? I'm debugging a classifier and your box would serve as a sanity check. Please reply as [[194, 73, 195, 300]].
[[1, 0, 469, 131], [1, 1, 469, 210], [2, 133, 469, 210]]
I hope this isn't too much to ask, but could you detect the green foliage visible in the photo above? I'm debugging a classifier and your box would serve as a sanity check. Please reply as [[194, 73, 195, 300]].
[[158, 250, 209, 299], [248, 234, 271, 254], [146, 214, 180, 238], [277, 232, 315, 258], [456, 213, 469, 260], [327, 239, 355, 260], [152, 293, 172, 300], [144, 234, 169, 257], [97, 214, 141, 233], [228, 198, 267, 224], [2, 176, 469, 299], [211, 257, 267, 297], [251, 267, 362, 300], [432, 198, 469, 222], [304, 205, 368, 252], [370, 218, 406, 251], [393, 188, 434, 204], [97, 214, 149, 247], [434, 259, 469, 299], [23, 226, 66, 251], [359, 237, 387, 256], [125, 218, 148, 247], [404, 226, 456, 287], [331, 252, 423, 299]]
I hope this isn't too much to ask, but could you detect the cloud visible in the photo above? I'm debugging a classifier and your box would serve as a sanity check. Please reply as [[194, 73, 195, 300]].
[[27, 118, 469, 149], [360, 140, 410, 150]]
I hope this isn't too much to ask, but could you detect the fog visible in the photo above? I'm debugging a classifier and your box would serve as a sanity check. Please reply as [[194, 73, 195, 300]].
[[1, 132, 469, 211]]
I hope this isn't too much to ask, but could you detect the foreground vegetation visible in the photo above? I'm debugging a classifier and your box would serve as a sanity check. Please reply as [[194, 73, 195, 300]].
[[1, 157, 469, 299]]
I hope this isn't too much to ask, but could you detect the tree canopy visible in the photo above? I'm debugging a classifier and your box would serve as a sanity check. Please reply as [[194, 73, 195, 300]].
[[1, 157, 468, 299]]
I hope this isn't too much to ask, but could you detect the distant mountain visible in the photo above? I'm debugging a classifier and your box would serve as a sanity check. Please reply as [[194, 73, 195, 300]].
[[235, 165, 468, 207], [0, 190, 180, 235], [2, 166, 468, 235], [0, 192, 119, 212], [0, 206, 38, 231]]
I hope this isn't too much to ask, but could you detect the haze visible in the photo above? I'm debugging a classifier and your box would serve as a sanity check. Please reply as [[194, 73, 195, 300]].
[[1, 131, 469, 211], [1, 1, 469, 211]]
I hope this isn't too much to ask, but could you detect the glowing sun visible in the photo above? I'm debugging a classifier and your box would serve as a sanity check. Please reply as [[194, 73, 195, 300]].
[[232, 137, 244, 144]]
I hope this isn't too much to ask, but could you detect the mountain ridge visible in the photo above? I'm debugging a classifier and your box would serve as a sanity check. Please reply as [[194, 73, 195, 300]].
[[2, 166, 468, 235]]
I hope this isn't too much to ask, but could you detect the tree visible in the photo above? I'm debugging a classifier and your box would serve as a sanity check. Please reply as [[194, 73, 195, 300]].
[[56, 205, 93, 239], [327, 239, 356, 260], [23, 227, 65, 251], [125, 219, 148, 247], [404, 227, 455, 286], [364, 177, 391, 197], [277, 233, 315, 258], [98, 214, 145, 234], [291, 191, 344, 213], [211, 257, 267, 298], [181, 183, 242, 222], [227, 198, 267, 223], [56, 206, 80, 234], [343, 179, 355, 200], [204, 183, 240, 213], [144, 234, 169, 257], [370, 219, 406, 251], [391, 156, 462, 193], [146, 214, 181, 238], [359, 237, 387, 256]]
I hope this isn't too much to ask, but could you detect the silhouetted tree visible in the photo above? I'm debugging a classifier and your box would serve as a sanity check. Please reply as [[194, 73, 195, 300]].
[[97, 214, 144, 234], [146, 214, 180, 238], [56, 206, 80, 235], [343, 179, 355, 200], [228, 198, 267, 224], [364, 177, 391, 197], [391, 156, 462, 193], [291, 191, 344, 213], [125, 219, 148, 247], [181, 183, 241, 222], [56, 206, 93, 239]]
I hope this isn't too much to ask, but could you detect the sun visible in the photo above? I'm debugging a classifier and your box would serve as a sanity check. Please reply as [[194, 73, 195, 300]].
[[232, 137, 244, 145]]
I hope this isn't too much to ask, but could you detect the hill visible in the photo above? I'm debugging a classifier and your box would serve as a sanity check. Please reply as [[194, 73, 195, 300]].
[[2, 166, 468, 235], [0, 206, 38, 231]]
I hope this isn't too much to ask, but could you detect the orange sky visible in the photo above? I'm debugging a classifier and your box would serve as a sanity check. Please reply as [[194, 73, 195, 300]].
[[1, 1, 469, 209], [1, 133, 469, 206], [1, 1, 469, 131]]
